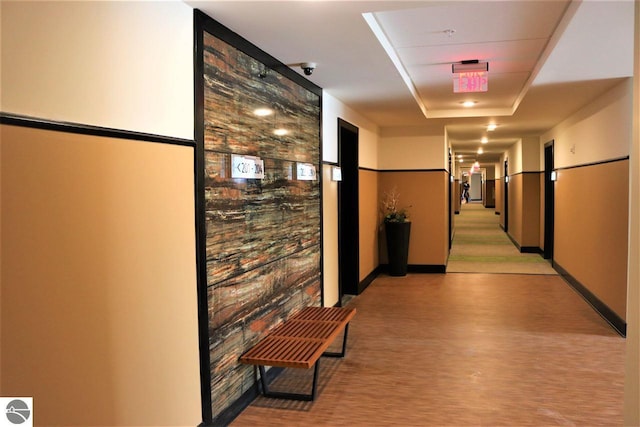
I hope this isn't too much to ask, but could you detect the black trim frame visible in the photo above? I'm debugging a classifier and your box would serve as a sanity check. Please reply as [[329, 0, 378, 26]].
[[193, 8, 323, 426], [358, 266, 381, 294], [554, 262, 626, 337], [506, 233, 543, 254], [0, 112, 195, 147], [379, 168, 448, 173], [554, 155, 630, 171], [193, 10, 213, 426], [359, 167, 449, 173]]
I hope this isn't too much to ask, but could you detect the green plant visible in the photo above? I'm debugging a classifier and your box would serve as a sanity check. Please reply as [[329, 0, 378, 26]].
[[381, 187, 410, 223]]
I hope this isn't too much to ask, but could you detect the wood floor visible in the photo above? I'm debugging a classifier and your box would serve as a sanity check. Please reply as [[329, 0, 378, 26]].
[[230, 273, 624, 426]]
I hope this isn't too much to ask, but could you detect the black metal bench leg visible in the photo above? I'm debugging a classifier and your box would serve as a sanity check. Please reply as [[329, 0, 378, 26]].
[[322, 323, 350, 358], [257, 362, 320, 401]]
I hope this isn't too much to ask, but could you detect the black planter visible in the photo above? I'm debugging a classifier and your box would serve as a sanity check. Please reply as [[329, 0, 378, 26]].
[[385, 221, 411, 276]]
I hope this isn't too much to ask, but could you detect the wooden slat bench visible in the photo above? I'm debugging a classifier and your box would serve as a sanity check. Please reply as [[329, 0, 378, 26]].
[[239, 306, 356, 401]]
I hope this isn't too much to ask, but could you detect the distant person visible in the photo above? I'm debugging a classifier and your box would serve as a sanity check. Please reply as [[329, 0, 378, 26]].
[[462, 181, 470, 203]]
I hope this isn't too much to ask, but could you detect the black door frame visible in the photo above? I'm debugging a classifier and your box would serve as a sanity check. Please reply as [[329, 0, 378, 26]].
[[544, 141, 555, 261], [337, 118, 359, 300], [504, 158, 509, 232], [448, 149, 453, 250]]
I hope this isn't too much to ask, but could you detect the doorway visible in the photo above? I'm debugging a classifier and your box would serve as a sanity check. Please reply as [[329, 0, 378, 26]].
[[503, 159, 509, 232], [544, 141, 555, 260], [337, 118, 359, 300], [470, 173, 483, 201], [448, 149, 453, 250]]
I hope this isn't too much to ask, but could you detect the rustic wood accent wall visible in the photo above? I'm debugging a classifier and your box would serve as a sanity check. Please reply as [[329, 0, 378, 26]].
[[201, 31, 321, 419]]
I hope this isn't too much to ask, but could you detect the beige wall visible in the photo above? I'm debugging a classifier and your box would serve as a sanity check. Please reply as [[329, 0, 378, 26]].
[[379, 172, 448, 266], [539, 172, 546, 250], [521, 173, 541, 248], [1, 2, 201, 425], [379, 135, 446, 170], [322, 164, 339, 306], [521, 137, 540, 172], [500, 142, 540, 248], [1, 1, 194, 139], [495, 177, 502, 217], [507, 174, 523, 244], [539, 73, 634, 324], [0, 125, 201, 426], [322, 92, 380, 299], [359, 169, 379, 280], [540, 79, 632, 170], [624, 2, 640, 424], [322, 92, 379, 167], [554, 160, 629, 319]]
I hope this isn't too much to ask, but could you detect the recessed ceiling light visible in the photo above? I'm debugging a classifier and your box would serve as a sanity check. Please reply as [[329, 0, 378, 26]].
[[458, 154, 463, 158], [477, 148, 484, 154], [487, 124, 497, 131], [273, 128, 288, 136], [459, 159, 464, 163], [481, 137, 488, 144], [462, 101, 476, 108]]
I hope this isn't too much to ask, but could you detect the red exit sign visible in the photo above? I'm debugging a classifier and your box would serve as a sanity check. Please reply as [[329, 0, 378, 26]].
[[453, 71, 488, 93]]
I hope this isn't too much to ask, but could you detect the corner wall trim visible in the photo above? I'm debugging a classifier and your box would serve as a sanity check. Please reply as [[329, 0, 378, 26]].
[[409, 264, 447, 274], [358, 266, 381, 294], [379, 264, 446, 274], [554, 262, 626, 337], [0, 112, 196, 147], [520, 246, 542, 254]]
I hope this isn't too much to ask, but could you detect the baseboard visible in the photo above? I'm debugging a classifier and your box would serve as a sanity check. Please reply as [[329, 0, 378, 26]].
[[484, 204, 495, 208], [378, 264, 446, 274], [505, 234, 543, 255], [358, 266, 382, 294], [409, 264, 446, 273], [210, 366, 284, 426], [554, 262, 626, 337], [520, 246, 542, 254]]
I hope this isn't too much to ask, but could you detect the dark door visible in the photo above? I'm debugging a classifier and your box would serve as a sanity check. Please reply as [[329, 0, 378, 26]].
[[338, 119, 359, 299], [504, 159, 509, 232], [544, 141, 555, 260], [448, 149, 453, 250]]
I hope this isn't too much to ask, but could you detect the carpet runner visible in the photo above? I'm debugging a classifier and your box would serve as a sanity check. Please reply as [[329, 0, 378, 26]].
[[447, 202, 557, 274]]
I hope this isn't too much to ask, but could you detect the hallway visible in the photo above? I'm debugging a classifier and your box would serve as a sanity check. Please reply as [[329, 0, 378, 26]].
[[447, 202, 556, 275], [231, 273, 624, 426]]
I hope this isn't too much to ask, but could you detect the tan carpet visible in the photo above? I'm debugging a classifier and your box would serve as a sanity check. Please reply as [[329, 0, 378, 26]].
[[447, 203, 557, 274]]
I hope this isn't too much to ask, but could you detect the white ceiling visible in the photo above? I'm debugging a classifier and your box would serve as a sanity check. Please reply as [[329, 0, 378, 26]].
[[187, 0, 635, 164]]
